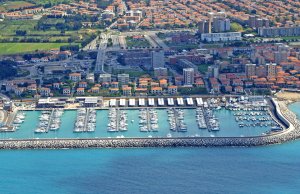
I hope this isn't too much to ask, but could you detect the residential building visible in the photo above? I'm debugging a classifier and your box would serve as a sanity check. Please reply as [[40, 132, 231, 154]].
[[86, 73, 95, 83], [76, 88, 85, 95], [258, 26, 300, 37], [69, 73, 81, 82], [151, 87, 163, 95], [90, 87, 100, 94], [117, 74, 130, 85], [40, 87, 51, 97], [245, 64, 256, 77], [99, 74, 112, 83], [201, 32, 242, 42], [78, 82, 87, 88], [266, 63, 277, 77], [183, 68, 195, 86], [168, 85, 177, 95], [154, 67, 168, 77], [151, 50, 165, 68], [198, 20, 211, 34], [248, 15, 269, 29], [109, 88, 119, 94], [213, 17, 230, 33], [208, 65, 219, 78], [63, 88, 71, 95], [122, 86, 132, 96], [256, 66, 267, 77], [112, 82, 119, 88]]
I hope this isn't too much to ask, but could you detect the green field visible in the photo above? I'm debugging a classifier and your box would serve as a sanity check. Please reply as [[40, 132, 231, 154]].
[[0, 43, 73, 55], [0, 1, 34, 11], [126, 36, 151, 48], [0, 19, 97, 53]]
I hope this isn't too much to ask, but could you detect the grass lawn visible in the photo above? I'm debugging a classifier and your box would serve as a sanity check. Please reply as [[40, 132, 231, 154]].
[[0, 43, 74, 55]]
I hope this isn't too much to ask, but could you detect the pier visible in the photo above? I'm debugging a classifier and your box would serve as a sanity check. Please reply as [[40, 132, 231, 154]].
[[83, 109, 90, 132], [45, 109, 55, 132], [173, 109, 180, 132], [146, 108, 151, 131]]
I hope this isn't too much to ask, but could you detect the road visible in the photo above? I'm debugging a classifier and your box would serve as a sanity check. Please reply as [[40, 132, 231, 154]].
[[118, 35, 127, 49], [144, 35, 159, 48], [147, 32, 169, 49], [83, 36, 99, 51], [95, 33, 108, 74], [110, 34, 120, 50]]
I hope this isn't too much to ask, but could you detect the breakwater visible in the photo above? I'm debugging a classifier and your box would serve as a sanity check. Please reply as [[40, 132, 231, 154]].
[[0, 98, 300, 149]]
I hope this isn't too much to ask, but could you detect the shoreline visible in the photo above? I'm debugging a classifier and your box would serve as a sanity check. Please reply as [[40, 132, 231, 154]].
[[0, 98, 298, 149]]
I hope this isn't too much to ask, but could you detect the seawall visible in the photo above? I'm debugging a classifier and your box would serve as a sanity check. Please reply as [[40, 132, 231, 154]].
[[0, 98, 300, 149]]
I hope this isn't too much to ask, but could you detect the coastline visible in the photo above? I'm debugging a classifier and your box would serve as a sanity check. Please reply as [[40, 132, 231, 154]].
[[0, 98, 298, 149]]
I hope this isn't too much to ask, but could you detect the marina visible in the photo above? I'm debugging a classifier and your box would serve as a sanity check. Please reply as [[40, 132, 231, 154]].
[[0, 96, 299, 149], [0, 96, 286, 140], [0, 108, 279, 139]]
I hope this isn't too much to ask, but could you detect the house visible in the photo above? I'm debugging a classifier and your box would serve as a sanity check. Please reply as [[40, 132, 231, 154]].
[[111, 82, 119, 88], [135, 88, 148, 96], [76, 88, 85, 95], [53, 82, 61, 89], [151, 87, 163, 95], [69, 73, 81, 82], [40, 87, 51, 97], [234, 86, 244, 93], [224, 85, 233, 93], [150, 82, 160, 87], [90, 87, 100, 94], [63, 88, 71, 96], [14, 87, 25, 96], [159, 79, 168, 88], [78, 81, 88, 88], [195, 79, 205, 87], [109, 88, 119, 94], [27, 84, 37, 93], [168, 85, 178, 95], [122, 86, 132, 96]]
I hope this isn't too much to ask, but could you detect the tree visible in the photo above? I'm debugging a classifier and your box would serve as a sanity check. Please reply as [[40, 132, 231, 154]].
[[15, 30, 27, 36], [0, 60, 18, 80]]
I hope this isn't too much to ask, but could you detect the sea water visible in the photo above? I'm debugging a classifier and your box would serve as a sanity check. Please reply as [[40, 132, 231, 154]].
[[0, 105, 300, 193]]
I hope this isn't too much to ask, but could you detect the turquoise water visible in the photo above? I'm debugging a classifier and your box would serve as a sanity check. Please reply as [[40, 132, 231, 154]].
[[0, 104, 300, 193], [0, 142, 300, 193], [2, 108, 272, 139]]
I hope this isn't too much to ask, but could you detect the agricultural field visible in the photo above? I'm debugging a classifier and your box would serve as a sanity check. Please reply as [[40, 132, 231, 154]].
[[0, 42, 74, 55]]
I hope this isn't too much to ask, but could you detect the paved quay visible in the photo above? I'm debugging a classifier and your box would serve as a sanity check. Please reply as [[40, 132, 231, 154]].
[[0, 98, 299, 149]]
